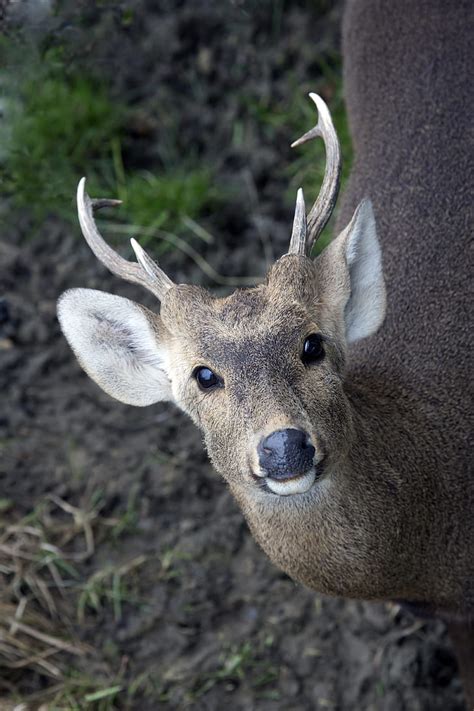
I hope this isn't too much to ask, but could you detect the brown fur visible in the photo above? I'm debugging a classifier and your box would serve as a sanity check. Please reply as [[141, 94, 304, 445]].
[[157, 0, 474, 697], [337, 0, 474, 700], [153, 242, 470, 610], [58, 0, 473, 703]]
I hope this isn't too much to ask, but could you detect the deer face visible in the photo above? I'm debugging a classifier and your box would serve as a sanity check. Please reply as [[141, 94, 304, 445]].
[[158, 255, 353, 498], [58, 94, 385, 509]]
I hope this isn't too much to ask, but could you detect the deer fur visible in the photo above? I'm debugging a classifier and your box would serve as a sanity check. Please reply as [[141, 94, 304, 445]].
[[337, 0, 473, 701], [57, 0, 473, 704]]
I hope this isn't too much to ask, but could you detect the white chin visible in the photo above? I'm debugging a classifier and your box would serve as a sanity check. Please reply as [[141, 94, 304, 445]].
[[266, 468, 316, 496]]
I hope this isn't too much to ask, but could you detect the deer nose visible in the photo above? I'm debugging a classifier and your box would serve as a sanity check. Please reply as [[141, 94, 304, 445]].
[[257, 428, 315, 481]]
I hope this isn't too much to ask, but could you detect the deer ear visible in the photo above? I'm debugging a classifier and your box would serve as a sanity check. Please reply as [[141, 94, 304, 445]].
[[315, 199, 386, 343], [57, 289, 173, 406]]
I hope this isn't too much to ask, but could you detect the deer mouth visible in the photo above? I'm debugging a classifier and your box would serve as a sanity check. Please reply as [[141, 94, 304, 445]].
[[249, 444, 325, 497], [265, 467, 317, 496]]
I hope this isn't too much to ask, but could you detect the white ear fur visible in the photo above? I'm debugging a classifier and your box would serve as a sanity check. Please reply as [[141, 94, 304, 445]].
[[338, 199, 386, 343], [57, 289, 173, 406]]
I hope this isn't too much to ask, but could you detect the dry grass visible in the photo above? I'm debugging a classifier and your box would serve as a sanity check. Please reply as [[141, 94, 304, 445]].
[[0, 600, 88, 689], [0, 496, 145, 706]]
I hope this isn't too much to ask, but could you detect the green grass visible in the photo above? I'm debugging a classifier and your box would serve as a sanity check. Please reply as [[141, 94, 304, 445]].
[[47, 666, 176, 709], [0, 44, 219, 245], [0, 37, 348, 265], [108, 484, 140, 540], [41, 672, 125, 710], [0, 46, 123, 222], [109, 139, 220, 250], [189, 639, 278, 701], [241, 52, 352, 254], [158, 546, 192, 582], [77, 555, 146, 624]]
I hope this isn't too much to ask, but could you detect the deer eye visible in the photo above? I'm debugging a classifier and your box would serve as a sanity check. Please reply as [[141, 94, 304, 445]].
[[302, 334, 325, 364], [194, 366, 222, 391]]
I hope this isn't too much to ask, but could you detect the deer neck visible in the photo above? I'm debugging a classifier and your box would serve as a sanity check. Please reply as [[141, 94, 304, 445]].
[[233, 373, 456, 604]]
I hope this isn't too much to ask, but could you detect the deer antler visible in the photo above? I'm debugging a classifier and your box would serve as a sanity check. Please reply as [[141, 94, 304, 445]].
[[288, 188, 307, 256], [76, 177, 174, 300], [288, 93, 341, 256]]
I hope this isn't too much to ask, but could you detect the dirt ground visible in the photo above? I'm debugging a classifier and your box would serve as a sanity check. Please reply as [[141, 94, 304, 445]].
[[0, 1, 467, 709]]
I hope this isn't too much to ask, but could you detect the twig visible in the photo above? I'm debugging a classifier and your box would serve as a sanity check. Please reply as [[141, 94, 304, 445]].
[[181, 215, 215, 244], [5, 619, 86, 656], [102, 220, 262, 286]]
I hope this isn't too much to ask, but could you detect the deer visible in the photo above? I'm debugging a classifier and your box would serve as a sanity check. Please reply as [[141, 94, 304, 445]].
[[57, 0, 473, 704]]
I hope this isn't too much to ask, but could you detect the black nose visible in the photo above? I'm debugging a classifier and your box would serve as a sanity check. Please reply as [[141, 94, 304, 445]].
[[258, 428, 315, 480]]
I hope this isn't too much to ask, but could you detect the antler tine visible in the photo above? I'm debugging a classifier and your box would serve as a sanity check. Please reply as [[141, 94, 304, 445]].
[[288, 188, 307, 256], [77, 177, 174, 301], [291, 93, 341, 254]]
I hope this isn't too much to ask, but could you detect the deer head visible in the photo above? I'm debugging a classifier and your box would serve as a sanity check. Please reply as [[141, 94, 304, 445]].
[[58, 94, 386, 582]]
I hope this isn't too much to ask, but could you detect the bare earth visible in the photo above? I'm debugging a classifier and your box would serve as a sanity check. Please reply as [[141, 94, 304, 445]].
[[0, 1, 465, 708]]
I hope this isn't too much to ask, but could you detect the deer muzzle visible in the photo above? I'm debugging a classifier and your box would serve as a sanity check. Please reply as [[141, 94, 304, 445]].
[[256, 428, 318, 496]]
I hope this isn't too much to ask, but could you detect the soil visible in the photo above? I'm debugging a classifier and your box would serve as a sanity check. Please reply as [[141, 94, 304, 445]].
[[0, 1, 466, 709]]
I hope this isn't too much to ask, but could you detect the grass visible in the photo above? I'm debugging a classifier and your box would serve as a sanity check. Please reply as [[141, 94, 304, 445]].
[[0, 43, 220, 247], [241, 52, 352, 254], [2, 496, 274, 708], [0, 36, 349, 279], [109, 138, 220, 252], [0, 496, 150, 707], [158, 546, 192, 582], [31, 671, 132, 710], [77, 555, 146, 624], [109, 487, 140, 540], [49, 666, 178, 710], [187, 638, 279, 702], [0, 499, 90, 697], [0, 45, 123, 222]]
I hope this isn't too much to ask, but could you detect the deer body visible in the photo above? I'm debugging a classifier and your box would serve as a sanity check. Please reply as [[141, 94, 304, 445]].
[[336, 0, 474, 610], [57, 0, 473, 703], [337, 0, 474, 698]]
